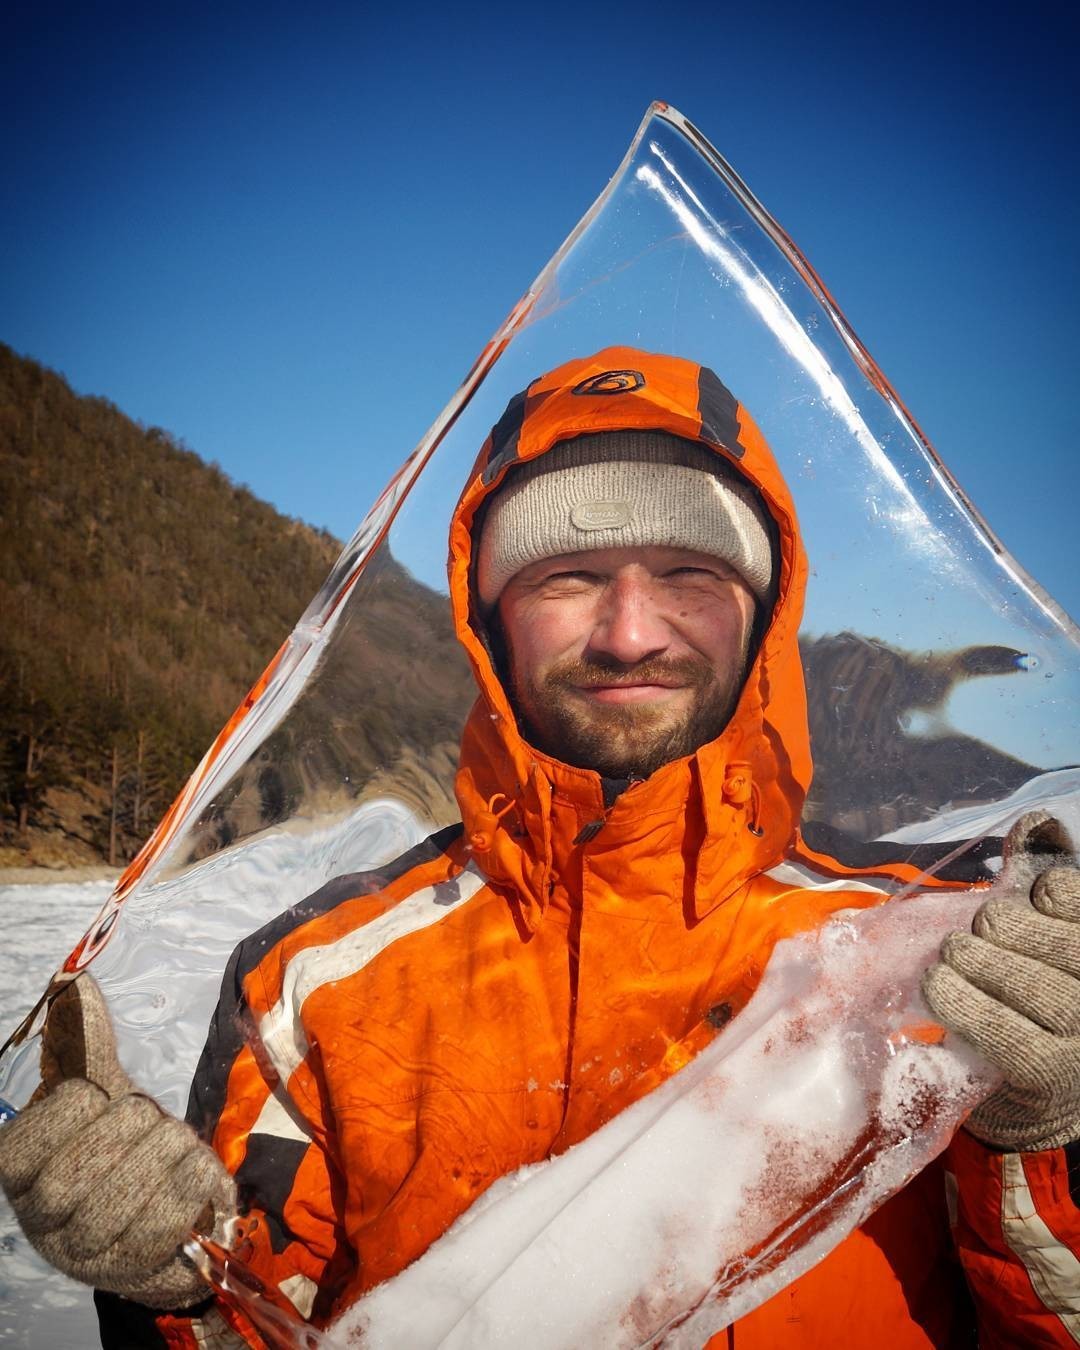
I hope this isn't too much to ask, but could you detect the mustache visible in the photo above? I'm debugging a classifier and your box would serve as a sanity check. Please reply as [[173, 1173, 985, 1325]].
[[543, 653, 715, 690]]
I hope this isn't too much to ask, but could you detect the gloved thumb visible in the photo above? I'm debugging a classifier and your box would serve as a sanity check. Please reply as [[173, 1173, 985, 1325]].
[[996, 810, 1076, 902], [36, 974, 131, 1102]]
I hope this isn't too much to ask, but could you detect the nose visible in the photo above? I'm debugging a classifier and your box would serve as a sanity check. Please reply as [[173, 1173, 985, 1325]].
[[588, 572, 671, 665]]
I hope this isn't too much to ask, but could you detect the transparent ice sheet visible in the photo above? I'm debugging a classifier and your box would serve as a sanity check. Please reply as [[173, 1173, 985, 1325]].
[[2, 102, 1077, 1341]]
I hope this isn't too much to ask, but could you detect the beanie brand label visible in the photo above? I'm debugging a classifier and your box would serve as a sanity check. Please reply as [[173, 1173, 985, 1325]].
[[572, 500, 634, 530], [571, 370, 646, 396]]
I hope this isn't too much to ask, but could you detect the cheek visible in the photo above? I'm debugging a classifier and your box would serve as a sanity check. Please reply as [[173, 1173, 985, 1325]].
[[503, 601, 594, 683], [681, 595, 755, 667]]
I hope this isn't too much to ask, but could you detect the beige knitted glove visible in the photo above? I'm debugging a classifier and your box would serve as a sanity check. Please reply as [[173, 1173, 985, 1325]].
[[0, 974, 236, 1308], [922, 810, 1080, 1151]]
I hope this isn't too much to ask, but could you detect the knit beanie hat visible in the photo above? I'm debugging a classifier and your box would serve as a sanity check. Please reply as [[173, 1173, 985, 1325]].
[[475, 431, 775, 607]]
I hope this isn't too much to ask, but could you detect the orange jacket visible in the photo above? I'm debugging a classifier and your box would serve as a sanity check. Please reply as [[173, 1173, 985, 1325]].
[[109, 350, 1080, 1348]]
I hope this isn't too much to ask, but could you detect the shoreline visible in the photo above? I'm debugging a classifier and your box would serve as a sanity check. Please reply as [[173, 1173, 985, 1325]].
[[0, 865, 121, 887]]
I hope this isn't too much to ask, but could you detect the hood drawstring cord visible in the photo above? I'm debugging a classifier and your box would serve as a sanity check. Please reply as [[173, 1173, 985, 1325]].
[[722, 763, 765, 838], [469, 793, 517, 855]]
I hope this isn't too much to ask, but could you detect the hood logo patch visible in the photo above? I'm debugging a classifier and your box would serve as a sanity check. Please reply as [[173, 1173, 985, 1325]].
[[571, 369, 645, 396], [571, 500, 633, 530]]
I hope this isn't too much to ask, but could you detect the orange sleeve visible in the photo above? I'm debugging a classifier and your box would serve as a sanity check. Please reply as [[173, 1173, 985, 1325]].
[[98, 1003, 339, 1347], [196, 929, 358, 1329], [138, 917, 362, 1346], [155, 1298, 269, 1348], [143, 834, 468, 1345], [946, 1128, 1080, 1347]]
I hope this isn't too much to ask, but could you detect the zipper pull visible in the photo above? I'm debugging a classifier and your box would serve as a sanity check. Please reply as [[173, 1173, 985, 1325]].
[[573, 819, 605, 846], [573, 776, 642, 847]]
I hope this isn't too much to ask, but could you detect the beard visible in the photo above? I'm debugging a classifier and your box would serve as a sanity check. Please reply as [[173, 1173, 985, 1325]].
[[510, 648, 750, 780]]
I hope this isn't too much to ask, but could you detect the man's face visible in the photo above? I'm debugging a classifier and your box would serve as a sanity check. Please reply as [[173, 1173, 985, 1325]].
[[496, 545, 758, 779]]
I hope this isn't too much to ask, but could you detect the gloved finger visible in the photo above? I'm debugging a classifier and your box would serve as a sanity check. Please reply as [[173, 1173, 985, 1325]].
[[922, 962, 1078, 1093], [1032, 867, 1080, 923], [940, 932, 1080, 1036], [61, 1111, 214, 1260], [966, 1081, 1080, 1153], [93, 1245, 207, 1312], [0, 1079, 109, 1200], [16, 1094, 161, 1238], [72, 1114, 230, 1262], [168, 1139, 237, 1231], [973, 898, 1080, 978]]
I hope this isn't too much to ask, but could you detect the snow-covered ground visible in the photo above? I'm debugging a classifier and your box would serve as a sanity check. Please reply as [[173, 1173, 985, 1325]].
[[0, 879, 111, 1348]]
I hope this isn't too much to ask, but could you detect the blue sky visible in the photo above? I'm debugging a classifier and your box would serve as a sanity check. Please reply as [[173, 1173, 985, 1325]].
[[4, 2, 1078, 621]]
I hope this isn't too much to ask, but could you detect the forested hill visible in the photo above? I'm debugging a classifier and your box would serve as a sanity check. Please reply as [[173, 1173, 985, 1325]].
[[0, 343, 343, 868]]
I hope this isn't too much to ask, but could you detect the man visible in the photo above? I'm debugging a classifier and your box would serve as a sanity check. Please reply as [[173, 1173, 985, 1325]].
[[3, 347, 1080, 1347]]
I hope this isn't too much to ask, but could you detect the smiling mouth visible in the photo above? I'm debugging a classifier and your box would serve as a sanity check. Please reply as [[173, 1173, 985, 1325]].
[[573, 682, 686, 704]]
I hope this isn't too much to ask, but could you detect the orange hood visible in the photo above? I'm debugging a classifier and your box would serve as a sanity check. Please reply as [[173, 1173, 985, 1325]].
[[448, 347, 812, 930]]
